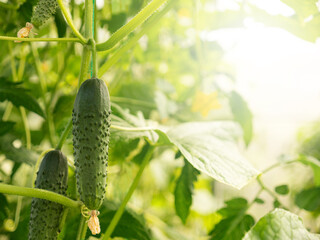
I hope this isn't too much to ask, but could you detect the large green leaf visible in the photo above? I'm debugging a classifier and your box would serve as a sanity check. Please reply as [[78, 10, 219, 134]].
[[166, 121, 259, 189], [295, 187, 320, 211], [0, 87, 45, 118], [229, 91, 253, 146], [210, 198, 254, 240], [243, 208, 320, 240], [174, 160, 199, 224]]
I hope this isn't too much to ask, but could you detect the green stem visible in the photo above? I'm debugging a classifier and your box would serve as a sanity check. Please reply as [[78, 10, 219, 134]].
[[57, 0, 86, 44], [2, 103, 13, 121], [30, 43, 56, 146], [0, 183, 81, 208], [96, 0, 168, 51], [111, 125, 158, 132], [91, 39, 97, 78], [8, 42, 31, 149], [59, 208, 69, 232], [261, 160, 298, 175], [102, 146, 155, 240], [76, 216, 87, 240], [98, 0, 174, 77], [79, 46, 91, 86], [0, 36, 81, 42], [56, 119, 73, 150], [256, 176, 288, 209], [19, 107, 31, 149], [85, 0, 94, 39]]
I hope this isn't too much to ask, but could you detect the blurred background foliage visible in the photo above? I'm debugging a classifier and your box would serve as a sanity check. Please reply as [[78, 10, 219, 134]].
[[1, 0, 320, 239]]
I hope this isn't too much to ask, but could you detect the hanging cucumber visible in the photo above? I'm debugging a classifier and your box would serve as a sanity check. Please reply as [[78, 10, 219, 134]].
[[28, 150, 68, 240], [31, 0, 59, 27], [72, 78, 111, 210]]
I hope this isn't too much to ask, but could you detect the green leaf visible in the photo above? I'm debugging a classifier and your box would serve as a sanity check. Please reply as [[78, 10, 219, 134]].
[[103, 12, 127, 33], [0, 135, 38, 166], [0, 121, 15, 136], [209, 198, 255, 240], [280, 0, 318, 19], [295, 187, 320, 211], [254, 198, 264, 204], [275, 185, 289, 195], [99, 201, 152, 240], [0, 87, 45, 118], [174, 160, 199, 224], [166, 121, 259, 189], [229, 91, 253, 146], [243, 208, 320, 240], [273, 200, 281, 208], [298, 155, 320, 186]]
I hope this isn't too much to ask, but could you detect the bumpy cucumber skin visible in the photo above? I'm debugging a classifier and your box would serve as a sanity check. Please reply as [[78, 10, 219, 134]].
[[28, 150, 68, 240], [72, 78, 111, 210], [31, 0, 58, 27]]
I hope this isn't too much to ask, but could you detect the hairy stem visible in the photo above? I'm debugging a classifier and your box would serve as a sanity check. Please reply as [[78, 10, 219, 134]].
[[0, 183, 81, 208], [96, 0, 168, 51], [0, 36, 81, 42], [57, 0, 86, 43], [102, 146, 155, 240]]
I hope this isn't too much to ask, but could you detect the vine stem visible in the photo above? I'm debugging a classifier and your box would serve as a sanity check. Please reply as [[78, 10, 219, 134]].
[[30, 42, 56, 146], [56, 119, 73, 150], [98, 0, 174, 77], [111, 125, 158, 132], [256, 175, 288, 209], [76, 216, 88, 240], [102, 146, 155, 240], [8, 42, 31, 149], [0, 183, 81, 208], [57, 0, 86, 44], [0, 36, 81, 42], [96, 0, 168, 51]]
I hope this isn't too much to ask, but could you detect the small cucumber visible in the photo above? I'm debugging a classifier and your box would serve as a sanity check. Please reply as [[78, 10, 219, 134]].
[[28, 150, 68, 240], [72, 78, 111, 210], [31, 0, 58, 27]]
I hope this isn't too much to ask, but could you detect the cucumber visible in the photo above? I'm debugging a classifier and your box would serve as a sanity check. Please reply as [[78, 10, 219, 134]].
[[72, 78, 111, 210], [28, 150, 68, 240], [31, 0, 58, 27]]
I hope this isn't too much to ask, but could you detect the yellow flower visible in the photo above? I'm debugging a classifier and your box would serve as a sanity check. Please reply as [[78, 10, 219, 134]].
[[191, 91, 221, 117]]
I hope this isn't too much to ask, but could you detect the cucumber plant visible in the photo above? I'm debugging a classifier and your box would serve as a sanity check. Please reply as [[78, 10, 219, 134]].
[[0, 0, 320, 240]]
